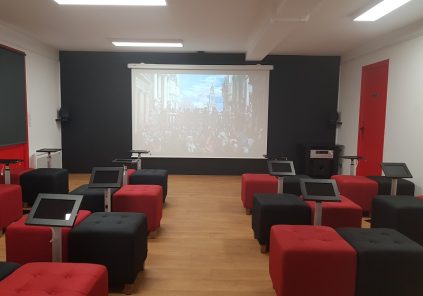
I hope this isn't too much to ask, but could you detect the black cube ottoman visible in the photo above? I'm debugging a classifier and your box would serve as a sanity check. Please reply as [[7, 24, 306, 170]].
[[367, 176, 415, 195], [69, 212, 148, 287], [252, 193, 310, 252], [70, 184, 119, 212], [372, 195, 423, 245], [130, 169, 168, 202], [20, 168, 69, 205], [0, 262, 20, 281], [337, 228, 423, 296], [282, 174, 309, 196]]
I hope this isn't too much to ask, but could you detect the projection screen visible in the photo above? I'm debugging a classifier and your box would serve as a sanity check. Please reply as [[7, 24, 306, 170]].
[[130, 64, 272, 158]]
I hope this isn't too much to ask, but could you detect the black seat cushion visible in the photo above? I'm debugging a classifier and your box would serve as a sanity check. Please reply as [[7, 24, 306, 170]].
[[70, 184, 119, 212], [69, 212, 148, 286], [372, 195, 423, 245], [0, 262, 20, 282], [281, 174, 309, 196], [20, 168, 69, 205], [130, 169, 168, 201], [337, 228, 423, 296], [367, 176, 415, 195], [252, 193, 310, 246]]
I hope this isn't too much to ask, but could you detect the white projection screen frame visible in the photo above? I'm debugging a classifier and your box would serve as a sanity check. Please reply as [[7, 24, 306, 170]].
[[129, 64, 273, 158]]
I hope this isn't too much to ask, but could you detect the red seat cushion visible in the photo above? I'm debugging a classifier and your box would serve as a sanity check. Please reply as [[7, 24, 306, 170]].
[[113, 184, 163, 232], [6, 210, 91, 264], [269, 225, 356, 296], [0, 184, 22, 230], [127, 169, 136, 177], [0, 167, 33, 185], [331, 175, 378, 212], [0, 262, 108, 296], [241, 174, 277, 210], [305, 195, 363, 228]]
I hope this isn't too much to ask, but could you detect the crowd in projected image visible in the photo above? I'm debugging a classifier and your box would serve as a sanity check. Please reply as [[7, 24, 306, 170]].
[[132, 70, 269, 158]]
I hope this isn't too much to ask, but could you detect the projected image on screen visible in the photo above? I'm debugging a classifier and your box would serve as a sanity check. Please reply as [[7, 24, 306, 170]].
[[132, 68, 269, 158]]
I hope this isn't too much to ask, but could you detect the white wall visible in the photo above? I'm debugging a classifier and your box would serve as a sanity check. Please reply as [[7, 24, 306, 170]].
[[337, 22, 423, 195], [0, 21, 61, 168]]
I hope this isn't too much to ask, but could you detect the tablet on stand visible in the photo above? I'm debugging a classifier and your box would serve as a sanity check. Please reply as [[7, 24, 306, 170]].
[[381, 163, 413, 196], [300, 179, 341, 226], [88, 167, 124, 212], [267, 160, 296, 194]]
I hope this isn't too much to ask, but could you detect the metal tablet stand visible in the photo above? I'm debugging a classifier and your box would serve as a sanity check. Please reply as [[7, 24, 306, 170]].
[[104, 188, 112, 212], [130, 150, 150, 170], [314, 202, 323, 225], [51, 227, 62, 262], [390, 178, 398, 196], [112, 159, 138, 186], [381, 162, 413, 197], [340, 156, 364, 176], [277, 177, 284, 194], [0, 159, 23, 184], [36, 148, 62, 168]]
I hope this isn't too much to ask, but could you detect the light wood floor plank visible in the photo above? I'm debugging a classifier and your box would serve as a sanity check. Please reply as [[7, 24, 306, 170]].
[[0, 174, 370, 295], [1, 175, 274, 295]]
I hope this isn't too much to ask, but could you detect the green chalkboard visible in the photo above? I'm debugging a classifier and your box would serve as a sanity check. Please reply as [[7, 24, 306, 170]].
[[0, 45, 27, 147]]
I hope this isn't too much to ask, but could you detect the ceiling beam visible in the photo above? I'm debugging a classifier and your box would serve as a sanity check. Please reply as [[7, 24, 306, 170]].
[[246, 0, 325, 61]]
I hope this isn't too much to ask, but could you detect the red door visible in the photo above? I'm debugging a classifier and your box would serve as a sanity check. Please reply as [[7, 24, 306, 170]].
[[356, 60, 389, 176]]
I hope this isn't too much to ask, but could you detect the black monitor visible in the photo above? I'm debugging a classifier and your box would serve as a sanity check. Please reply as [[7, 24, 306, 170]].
[[88, 167, 123, 188], [300, 179, 341, 202], [267, 160, 296, 176], [25, 194, 82, 227], [381, 163, 413, 178]]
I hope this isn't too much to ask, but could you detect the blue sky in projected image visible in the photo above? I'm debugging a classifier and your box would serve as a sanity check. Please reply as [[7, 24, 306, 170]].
[[178, 74, 224, 112]]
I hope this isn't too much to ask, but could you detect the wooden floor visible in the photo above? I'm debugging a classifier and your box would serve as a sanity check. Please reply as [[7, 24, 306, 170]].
[[1, 175, 275, 296]]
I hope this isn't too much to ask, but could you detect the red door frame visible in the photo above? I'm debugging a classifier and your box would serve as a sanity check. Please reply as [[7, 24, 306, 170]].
[[356, 59, 389, 176]]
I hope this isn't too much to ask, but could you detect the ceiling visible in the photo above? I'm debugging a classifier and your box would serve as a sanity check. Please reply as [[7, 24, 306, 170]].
[[1, 0, 423, 60]]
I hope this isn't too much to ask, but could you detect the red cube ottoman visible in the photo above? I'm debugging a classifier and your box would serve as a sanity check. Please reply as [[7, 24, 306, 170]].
[[0, 262, 108, 296], [269, 225, 356, 296], [6, 210, 91, 264], [113, 184, 163, 233], [0, 185, 22, 235], [127, 169, 136, 177], [0, 167, 33, 185], [305, 195, 363, 228], [331, 175, 378, 213], [241, 174, 277, 214]]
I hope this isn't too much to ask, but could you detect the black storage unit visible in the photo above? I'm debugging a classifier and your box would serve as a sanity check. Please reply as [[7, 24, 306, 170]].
[[303, 145, 342, 178]]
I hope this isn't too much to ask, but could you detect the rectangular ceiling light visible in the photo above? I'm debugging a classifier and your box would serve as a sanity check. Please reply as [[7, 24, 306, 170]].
[[354, 0, 412, 21], [54, 0, 166, 6], [112, 41, 183, 48]]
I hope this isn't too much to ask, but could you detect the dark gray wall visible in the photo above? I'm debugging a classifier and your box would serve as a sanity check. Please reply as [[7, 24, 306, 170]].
[[59, 52, 340, 174], [0, 45, 27, 147]]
